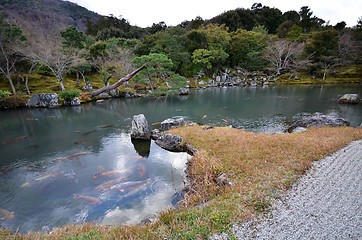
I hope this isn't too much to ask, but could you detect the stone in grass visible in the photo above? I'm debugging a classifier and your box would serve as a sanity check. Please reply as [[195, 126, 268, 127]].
[[160, 118, 185, 131]]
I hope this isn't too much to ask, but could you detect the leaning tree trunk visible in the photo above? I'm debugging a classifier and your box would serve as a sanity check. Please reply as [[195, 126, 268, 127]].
[[76, 70, 80, 87], [7, 76, 16, 95], [58, 78, 65, 91], [89, 65, 146, 97]]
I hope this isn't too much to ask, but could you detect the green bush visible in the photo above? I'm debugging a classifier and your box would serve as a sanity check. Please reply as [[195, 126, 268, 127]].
[[59, 90, 80, 101], [0, 90, 11, 100]]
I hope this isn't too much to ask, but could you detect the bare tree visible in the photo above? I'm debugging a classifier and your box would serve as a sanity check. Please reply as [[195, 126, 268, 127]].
[[321, 56, 341, 80], [264, 39, 304, 76], [0, 18, 27, 94], [30, 33, 73, 91], [91, 45, 135, 87]]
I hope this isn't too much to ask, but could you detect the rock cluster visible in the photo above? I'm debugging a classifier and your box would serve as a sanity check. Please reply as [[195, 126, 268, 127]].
[[26, 93, 59, 108], [288, 113, 350, 133]]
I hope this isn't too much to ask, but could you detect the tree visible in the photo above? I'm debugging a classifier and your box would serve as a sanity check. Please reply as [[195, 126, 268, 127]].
[[60, 25, 85, 49], [131, 53, 174, 91], [264, 38, 305, 76], [303, 29, 339, 80], [60, 25, 87, 87], [89, 39, 135, 86], [228, 29, 267, 71], [0, 15, 27, 94], [31, 33, 73, 91], [299, 6, 325, 33], [188, 24, 230, 74]]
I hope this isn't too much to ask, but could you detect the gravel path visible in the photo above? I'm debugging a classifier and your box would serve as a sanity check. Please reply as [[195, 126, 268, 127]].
[[213, 139, 362, 240]]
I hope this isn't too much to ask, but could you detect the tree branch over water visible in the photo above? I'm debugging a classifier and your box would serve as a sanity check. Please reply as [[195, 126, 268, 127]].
[[89, 64, 146, 96]]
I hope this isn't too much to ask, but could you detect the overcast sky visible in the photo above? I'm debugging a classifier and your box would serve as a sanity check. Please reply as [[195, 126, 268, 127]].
[[68, 0, 361, 28]]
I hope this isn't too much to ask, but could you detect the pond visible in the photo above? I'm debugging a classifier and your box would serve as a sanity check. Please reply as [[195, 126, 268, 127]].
[[0, 84, 361, 233]]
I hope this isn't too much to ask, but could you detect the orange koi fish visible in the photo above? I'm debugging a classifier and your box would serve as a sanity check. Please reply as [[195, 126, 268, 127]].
[[98, 125, 114, 128], [0, 208, 15, 220], [48, 116, 56, 118], [74, 138, 92, 145], [21, 171, 63, 187], [26, 118, 39, 121], [24, 164, 45, 170], [202, 115, 207, 119], [110, 179, 151, 191], [222, 119, 229, 123], [152, 122, 161, 126], [95, 177, 128, 190], [138, 164, 146, 178], [74, 194, 102, 205], [82, 130, 96, 136], [93, 170, 130, 179], [57, 152, 89, 162], [2, 134, 30, 145]]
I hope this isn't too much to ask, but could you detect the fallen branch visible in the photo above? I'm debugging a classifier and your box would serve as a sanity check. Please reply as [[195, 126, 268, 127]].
[[89, 65, 146, 97]]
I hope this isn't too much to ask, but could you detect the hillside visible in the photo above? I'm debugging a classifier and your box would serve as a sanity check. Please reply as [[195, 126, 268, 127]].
[[0, 0, 100, 34]]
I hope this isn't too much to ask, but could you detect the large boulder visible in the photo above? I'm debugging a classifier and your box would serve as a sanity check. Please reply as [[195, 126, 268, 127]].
[[109, 89, 121, 98], [287, 113, 350, 133], [160, 118, 185, 131], [71, 97, 81, 106], [81, 81, 92, 91], [131, 114, 151, 140], [97, 92, 111, 99], [155, 134, 196, 154], [338, 94, 360, 104], [155, 134, 184, 152], [26, 93, 59, 108], [178, 88, 190, 95]]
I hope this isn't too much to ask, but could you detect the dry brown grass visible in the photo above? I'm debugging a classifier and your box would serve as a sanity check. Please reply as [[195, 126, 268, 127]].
[[3, 126, 362, 239]]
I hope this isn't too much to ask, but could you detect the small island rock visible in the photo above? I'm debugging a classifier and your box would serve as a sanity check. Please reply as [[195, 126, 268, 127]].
[[178, 88, 190, 95], [131, 114, 151, 140], [338, 94, 360, 104], [288, 113, 350, 133]]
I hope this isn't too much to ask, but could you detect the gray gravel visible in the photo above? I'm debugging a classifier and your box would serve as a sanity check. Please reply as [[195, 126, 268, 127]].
[[212, 139, 362, 240]]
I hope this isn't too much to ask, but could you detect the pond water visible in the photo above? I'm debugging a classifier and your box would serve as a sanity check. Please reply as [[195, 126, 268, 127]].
[[0, 84, 361, 233]]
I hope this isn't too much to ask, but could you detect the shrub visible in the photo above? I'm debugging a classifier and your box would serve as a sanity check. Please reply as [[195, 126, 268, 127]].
[[59, 90, 80, 101], [0, 94, 28, 108], [0, 90, 11, 101], [79, 93, 92, 102]]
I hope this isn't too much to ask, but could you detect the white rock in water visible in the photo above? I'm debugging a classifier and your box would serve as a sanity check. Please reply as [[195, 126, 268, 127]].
[[338, 94, 360, 104]]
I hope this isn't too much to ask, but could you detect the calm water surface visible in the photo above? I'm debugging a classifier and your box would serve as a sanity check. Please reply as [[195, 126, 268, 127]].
[[0, 84, 361, 232]]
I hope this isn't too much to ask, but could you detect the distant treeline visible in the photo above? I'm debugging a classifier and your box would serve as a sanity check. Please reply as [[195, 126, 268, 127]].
[[0, 2, 361, 96]]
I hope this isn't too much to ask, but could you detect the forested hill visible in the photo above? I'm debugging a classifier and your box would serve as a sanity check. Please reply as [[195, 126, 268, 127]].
[[0, 0, 100, 34]]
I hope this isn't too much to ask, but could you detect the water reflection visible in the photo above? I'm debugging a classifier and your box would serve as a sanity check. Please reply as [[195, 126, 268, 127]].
[[0, 84, 361, 233], [131, 139, 151, 158]]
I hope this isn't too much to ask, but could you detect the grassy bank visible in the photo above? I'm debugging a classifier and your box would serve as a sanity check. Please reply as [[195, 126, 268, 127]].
[[274, 64, 362, 84], [2, 126, 362, 239]]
